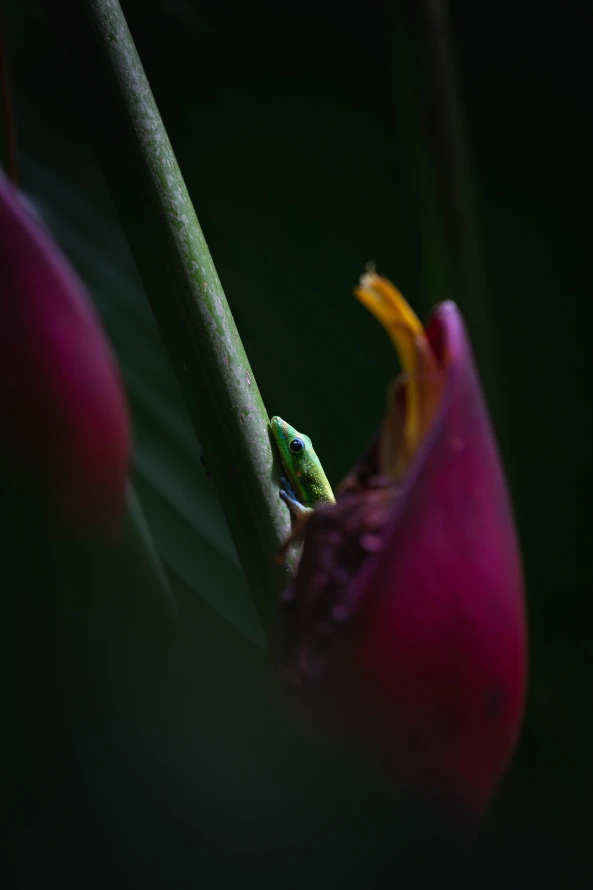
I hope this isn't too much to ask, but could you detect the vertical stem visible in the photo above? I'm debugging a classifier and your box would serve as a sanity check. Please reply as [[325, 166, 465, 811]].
[[66, 0, 294, 628], [390, 0, 512, 470], [0, 8, 19, 184]]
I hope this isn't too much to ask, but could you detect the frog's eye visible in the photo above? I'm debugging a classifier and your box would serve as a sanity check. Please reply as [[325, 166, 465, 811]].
[[289, 437, 305, 454]]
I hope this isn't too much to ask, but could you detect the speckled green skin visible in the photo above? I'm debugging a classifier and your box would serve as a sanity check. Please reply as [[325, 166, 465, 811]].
[[270, 416, 335, 509]]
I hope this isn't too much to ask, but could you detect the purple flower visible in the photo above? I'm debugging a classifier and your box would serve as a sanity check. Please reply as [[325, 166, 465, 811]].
[[0, 171, 130, 537], [278, 273, 527, 823]]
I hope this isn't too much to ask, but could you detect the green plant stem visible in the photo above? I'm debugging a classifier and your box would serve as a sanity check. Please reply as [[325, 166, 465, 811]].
[[75, 0, 293, 628], [0, 8, 19, 183], [389, 0, 512, 475]]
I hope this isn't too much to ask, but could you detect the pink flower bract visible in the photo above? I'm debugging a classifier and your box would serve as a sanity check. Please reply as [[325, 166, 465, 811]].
[[278, 289, 527, 823], [0, 172, 130, 536]]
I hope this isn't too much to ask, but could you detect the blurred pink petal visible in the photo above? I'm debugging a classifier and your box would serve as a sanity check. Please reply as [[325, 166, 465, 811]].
[[0, 171, 130, 536]]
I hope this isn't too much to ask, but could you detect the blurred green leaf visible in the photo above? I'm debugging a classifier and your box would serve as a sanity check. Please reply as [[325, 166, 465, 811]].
[[17, 107, 266, 645]]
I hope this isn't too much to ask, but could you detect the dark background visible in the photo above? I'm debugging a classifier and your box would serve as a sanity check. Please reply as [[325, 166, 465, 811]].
[[2, 0, 592, 887]]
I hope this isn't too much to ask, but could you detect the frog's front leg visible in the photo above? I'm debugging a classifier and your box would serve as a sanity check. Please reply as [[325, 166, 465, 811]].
[[279, 476, 313, 521]]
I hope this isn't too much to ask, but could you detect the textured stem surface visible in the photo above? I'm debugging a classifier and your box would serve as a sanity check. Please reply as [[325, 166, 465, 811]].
[[78, 0, 294, 627]]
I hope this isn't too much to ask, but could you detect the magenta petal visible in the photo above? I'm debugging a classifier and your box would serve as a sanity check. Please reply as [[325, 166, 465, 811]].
[[0, 172, 130, 535], [332, 302, 527, 818]]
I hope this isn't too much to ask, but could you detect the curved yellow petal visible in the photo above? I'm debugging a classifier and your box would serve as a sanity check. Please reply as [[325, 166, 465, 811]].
[[355, 272, 444, 478]]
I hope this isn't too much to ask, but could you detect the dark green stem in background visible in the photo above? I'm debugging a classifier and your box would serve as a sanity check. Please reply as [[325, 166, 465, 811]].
[[0, 8, 19, 183], [71, 0, 293, 628], [390, 0, 512, 475]]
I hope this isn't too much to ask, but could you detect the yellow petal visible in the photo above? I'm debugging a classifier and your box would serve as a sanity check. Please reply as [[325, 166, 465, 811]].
[[355, 272, 444, 478]]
